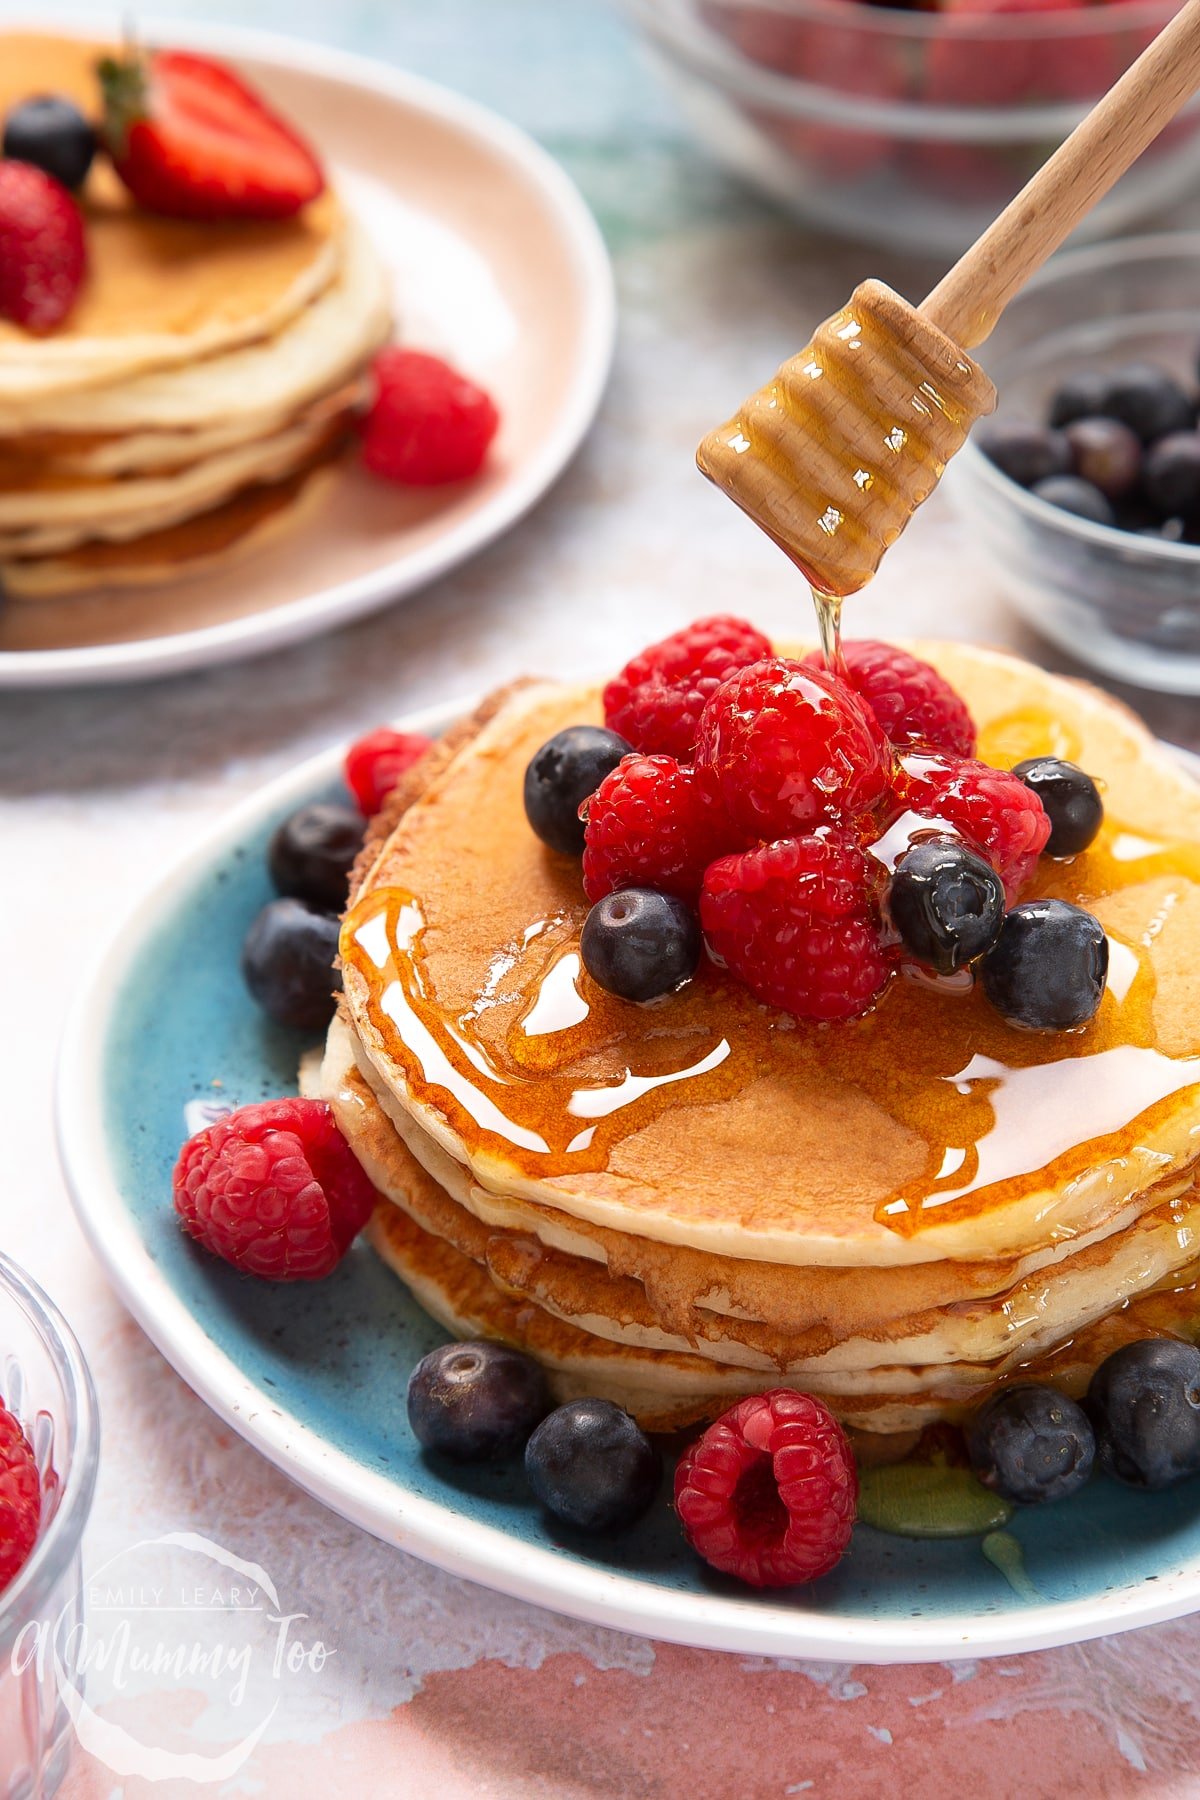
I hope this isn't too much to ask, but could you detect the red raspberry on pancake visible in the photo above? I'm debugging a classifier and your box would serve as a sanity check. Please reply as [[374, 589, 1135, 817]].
[[603, 615, 774, 761]]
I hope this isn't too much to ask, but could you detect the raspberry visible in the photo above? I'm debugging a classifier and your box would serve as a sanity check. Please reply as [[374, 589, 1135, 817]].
[[603, 615, 774, 761], [900, 752, 1051, 901], [0, 162, 86, 332], [582, 754, 739, 903], [0, 1405, 40, 1595], [805, 641, 976, 758], [173, 1098, 376, 1281], [695, 658, 894, 842], [674, 1390, 857, 1588], [360, 348, 499, 486], [700, 831, 894, 1021], [345, 728, 434, 815]]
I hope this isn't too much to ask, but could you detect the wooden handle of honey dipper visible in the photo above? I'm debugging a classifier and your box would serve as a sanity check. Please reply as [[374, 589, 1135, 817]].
[[922, 0, 1200, 348]]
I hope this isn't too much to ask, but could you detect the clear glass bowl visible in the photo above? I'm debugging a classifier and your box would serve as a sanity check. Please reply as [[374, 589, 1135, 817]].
[[951, 232, 1200, 694], [621, 0, 1200, 254], [0, 1257, 99, 1800]]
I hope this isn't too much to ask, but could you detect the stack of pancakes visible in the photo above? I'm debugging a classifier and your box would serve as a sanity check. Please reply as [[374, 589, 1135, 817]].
[[0, 35, 391, 598], [315, 642, 1200, 1438]]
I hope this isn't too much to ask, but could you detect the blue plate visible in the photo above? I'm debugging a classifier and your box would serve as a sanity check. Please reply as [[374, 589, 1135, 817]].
[[55, 708, 1200, 1661]]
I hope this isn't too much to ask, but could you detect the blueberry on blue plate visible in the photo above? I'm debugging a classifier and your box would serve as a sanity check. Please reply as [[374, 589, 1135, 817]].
[[525, 1398, 660, 1532], [1030, 474, 1115, 527], [1063, 416, 1142, 502], [268, 802, 364, 912], [976, 418, 1072, 488], [241, 897, 341, 1032], [1101, 363, 1194, 444], [3, 95, 96, 188], [1142, 432, 1200, 519], [889, 837, 1005, 976], [581, 887, 700, 1001], [1087, 1339, 1200, 1490], [967, 1385, 1095, 1505], [1012, 758, 1103, 858], [407, 1340, 551, 1462], [524, 725, 631, 856], [1048, 370, 1113, 430], [980, 898, 1108, 1032]]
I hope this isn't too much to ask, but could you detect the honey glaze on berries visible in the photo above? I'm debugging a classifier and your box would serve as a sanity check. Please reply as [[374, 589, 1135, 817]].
[[341, 689, 1200, 1244]]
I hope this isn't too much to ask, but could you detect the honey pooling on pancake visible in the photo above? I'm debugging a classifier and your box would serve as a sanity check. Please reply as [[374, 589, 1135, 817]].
[[341, 715, 1200, 1242]]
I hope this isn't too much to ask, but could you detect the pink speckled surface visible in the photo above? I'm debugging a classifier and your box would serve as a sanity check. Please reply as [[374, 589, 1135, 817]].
[[6, 2, 1200, 1793]]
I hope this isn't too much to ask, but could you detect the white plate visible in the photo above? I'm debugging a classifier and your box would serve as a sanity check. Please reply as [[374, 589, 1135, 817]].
[[0, 18, 614, 687]]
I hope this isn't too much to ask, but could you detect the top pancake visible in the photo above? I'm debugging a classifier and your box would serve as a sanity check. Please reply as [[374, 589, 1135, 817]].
[[0, 34, 342, 402], [340, 643, 1200, 1269]]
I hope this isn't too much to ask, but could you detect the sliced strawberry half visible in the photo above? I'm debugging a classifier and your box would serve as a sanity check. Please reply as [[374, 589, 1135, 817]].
[[99, 49, 325, 220]]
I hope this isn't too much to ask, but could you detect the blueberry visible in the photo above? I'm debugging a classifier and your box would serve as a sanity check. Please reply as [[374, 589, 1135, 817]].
[[1142, 432, 1200, 519], [3, 96, 95, 188], [1063, 416, 1142, 501], [525, 1398, 660, 1532], [1030, 474, 1115, 527], [241, 897, 341, 1032], [976, 418, 1072, 488], [1012, 758, 1103, 857], [267, 802, 363, 913], [967, 1385, 1095, 1505], [1048, 370, 1113, 430], [407, 1339, 551, 1461], [980, 899, 1108, 1032], [524, 726, 631, 855], [889, 837, 1004, 976], [581, 888, 700, 1001], [1087, 1339, 1200, 1490], [1101, 363, 1194, 444]]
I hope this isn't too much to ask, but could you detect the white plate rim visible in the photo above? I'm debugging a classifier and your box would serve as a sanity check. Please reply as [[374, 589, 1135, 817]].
[[0, 13, 616, 690], [54, 709, 1200, 1662]]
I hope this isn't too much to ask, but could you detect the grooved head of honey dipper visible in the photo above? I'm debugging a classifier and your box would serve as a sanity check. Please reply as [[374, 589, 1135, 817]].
[[696, 280, 996, 598]]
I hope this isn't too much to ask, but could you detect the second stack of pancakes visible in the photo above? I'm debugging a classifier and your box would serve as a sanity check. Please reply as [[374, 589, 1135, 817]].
[[319, 642, 1200, 1439], [0, 34, 391, 598]]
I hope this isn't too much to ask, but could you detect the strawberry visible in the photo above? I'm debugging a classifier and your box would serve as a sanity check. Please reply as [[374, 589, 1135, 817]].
[[0, 162, 86, 333], [99, 49, 325, 221]]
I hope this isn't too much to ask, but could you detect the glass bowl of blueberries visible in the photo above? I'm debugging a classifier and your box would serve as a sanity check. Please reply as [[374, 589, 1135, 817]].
[[953, 232, 1200, 694]]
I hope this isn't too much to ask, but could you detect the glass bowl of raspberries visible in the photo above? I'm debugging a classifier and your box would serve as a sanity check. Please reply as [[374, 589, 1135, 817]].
[[952, 231, 1200, 695], [621, 0, 1196, 254], [0, 1255, 99, 1795]]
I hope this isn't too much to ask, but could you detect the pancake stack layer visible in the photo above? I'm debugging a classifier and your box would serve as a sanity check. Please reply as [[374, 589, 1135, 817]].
[[323, 644, 1200, 1439], [0, 35, 392, 597]]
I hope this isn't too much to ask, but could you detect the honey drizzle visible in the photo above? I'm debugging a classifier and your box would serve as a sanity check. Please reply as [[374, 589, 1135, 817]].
[[342, 774, 1200, 1238]]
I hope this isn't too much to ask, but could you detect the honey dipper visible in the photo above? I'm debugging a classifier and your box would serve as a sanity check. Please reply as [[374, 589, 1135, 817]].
[[697, 0, 1200, 602]]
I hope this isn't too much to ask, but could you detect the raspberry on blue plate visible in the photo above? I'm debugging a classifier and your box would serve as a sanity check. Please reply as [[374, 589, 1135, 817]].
[[674, 1391, 857, 1588], [173, 1098, 376, 1281]]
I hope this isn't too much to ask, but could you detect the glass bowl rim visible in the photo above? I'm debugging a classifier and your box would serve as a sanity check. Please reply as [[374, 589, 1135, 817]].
[[0, 1254, 100, 1642], [957, 228, 1200, 569], [622, 0, 1189, 136]]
